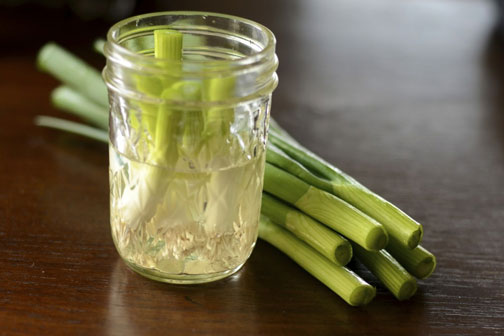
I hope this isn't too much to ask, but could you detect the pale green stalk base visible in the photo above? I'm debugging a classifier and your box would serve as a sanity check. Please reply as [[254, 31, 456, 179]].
[[336, 187, 423, 250], [295, 186, 388, 251], [116, 29, 184, 228], [263, 162, 310, 204], [261, 193, 352, 266], [387, 236, 436, 279], [259, 216, 375, 306], [352, 243, 417, 300], [264, 163, 388, 251]]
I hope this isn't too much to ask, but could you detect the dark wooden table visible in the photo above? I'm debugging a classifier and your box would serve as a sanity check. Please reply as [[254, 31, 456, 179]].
[[1, 0, 503, 335]]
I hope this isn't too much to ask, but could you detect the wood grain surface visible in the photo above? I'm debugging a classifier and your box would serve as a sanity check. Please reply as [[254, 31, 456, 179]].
[[1, 0, 503, 335]]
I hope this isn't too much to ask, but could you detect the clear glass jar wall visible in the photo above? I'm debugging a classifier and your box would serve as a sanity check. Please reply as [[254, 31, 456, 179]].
[[103, 12, 278, 283]]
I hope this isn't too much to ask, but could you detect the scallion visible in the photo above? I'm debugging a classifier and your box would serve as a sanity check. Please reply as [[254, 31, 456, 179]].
[[261, 193, 352, 266], [259, 215, 376, 306], [37, 43, 109, 107], [386, 236, 436, 279], [264, 163, 388, 251], [35, 116, 108, 143], [51, 86, 109, 130], [268, 126, 423, 250], [352, 243, 417, 300]]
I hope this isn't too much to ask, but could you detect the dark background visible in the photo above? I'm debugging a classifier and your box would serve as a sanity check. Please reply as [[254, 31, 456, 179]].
[[1, 0, 504, 335]]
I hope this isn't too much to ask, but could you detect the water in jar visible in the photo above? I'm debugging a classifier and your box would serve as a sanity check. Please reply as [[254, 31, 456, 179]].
[[108, 102, 268, 282]]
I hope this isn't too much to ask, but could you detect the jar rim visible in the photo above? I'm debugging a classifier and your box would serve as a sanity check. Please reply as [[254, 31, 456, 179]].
[[105, 11, 276, 74]]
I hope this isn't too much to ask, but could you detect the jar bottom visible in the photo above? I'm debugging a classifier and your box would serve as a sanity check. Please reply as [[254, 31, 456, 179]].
[[122, 258, 245, 284]]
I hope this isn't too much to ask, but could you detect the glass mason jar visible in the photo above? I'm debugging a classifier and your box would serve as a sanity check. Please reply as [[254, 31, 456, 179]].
[[103, 12, 278, 284]]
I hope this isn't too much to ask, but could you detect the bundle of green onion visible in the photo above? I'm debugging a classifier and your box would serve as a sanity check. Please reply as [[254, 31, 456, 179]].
[[36, 38, 436, 306]]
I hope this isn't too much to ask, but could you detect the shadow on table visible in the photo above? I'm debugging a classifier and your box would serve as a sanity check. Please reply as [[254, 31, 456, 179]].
[[105, 241, 429, 335], [481, 26, 504, 160]]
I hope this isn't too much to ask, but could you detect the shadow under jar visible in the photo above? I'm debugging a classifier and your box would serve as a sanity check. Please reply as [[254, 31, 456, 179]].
[[103, 12, 278, 284]]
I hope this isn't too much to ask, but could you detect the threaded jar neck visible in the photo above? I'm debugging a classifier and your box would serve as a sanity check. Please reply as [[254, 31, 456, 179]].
[[103, 11, 278, 105]]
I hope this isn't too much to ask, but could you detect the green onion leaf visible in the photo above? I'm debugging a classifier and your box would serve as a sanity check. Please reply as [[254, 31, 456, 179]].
[[37, 43, 109, 108], [35, 116, 108, 143], [51, 86, 108, 130]]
